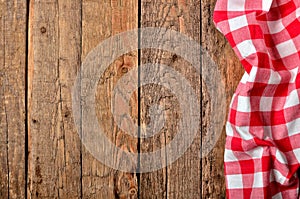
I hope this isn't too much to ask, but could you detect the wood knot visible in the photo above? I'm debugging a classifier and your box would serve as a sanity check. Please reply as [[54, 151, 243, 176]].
[[128, 188, 137, 196], [40, 27, 46, 34]]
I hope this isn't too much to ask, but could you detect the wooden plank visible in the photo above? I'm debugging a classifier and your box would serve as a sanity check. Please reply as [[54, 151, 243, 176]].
[[27, 0, 82, 198], [140, 0, 202, 198], [81, 0, 138, 198], [0, 1, 8, 197], [0, 0, 27, 198], [201, 0, 244, 198]]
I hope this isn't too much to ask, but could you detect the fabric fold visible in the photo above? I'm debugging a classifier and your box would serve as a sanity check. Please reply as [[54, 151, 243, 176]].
[[213, 0, 300, 198]]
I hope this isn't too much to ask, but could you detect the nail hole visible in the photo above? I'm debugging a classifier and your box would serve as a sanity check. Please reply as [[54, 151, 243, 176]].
[[64, 112, 69, 118], [172, 54, 178, 62], [121, 67, 128, 73], [40, 27, 46, 34]]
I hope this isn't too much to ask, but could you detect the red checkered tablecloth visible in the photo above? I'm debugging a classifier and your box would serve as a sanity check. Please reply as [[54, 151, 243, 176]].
[[213, 0, 300, 198]]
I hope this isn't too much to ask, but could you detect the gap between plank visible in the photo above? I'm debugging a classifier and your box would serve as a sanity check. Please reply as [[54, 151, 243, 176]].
[[79, 1, 83, 198], [25, 0, 30, 198], [199, 0, 203, 198], [137, 0, 142, 197]]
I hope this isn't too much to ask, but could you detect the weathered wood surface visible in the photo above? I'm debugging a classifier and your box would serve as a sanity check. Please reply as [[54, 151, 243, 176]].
[[140, 0, 202, 198], [0, 0, 244, 198], [27, 0, 82, 198], [201, 0, 243, 198], [0, 0, 27, 198], [81, 0, 138, 198]]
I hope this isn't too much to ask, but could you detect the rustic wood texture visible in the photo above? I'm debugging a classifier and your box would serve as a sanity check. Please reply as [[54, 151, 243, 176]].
[[0, 0, 244, 198], [201, 0, 244, 198], [81, 0, 138, 198], [27, 0, 82, 198], [140, 0, 202, 198], [0, 0, 27, 198]]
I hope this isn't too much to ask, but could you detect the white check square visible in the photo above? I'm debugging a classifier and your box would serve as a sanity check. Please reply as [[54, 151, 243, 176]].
[[253, 172, 264, 188], [227, 0, 246, 11], [237, 96, 251, 112], [227, 174, 243, 189], [229, 15, 248, 31], [237, 40, 256, 58], [284, 89, 300, 108], [276, 40, 297, 58], [286, 118, 300, 136], [260, 97, 273, 111], [262, 0, 273, 11], [268, 69, 281, 84], [267, 20, 285, 34]]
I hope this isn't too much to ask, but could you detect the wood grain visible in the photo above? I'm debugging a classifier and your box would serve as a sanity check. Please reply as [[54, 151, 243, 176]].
[[201, 0, 244, 198], [81, 0, 138, 198], [140, 0, 202, 198], [0, 0, 245, 197], [0, 0, 27, 198], [27, 0, 82, 198]]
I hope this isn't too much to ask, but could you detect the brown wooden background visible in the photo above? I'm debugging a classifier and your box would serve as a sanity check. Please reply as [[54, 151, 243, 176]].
[[0, 0, 244, 198]]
